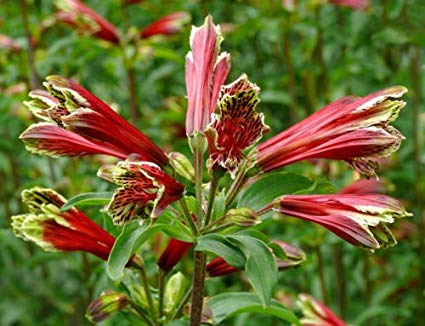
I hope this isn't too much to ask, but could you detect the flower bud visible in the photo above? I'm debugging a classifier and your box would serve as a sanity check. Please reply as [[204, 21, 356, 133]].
[[168, 152, 195, 181], [164, 272, 187, 315], [86, 291, 130, 323], [130, 285, 150, 310], [225, 207, 259, 226]]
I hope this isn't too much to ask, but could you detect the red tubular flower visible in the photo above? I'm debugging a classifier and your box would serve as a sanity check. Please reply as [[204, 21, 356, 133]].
[[275, 194, 411, 249], [20, 76, 168, 166], [329, 0, 369, 10], [205, 75, 269, 176], [11, 187, 116, 261], [140, 12, 190, 39], [206, 240, 305, 277], [56, 0, 120, 44], [185, 16, 231, 135], [98, 154, 184, 224], [297, 294, 347, 326], [157, 238, 192, 272], [206, 257, 239, 277], [256, 86, 407, 178]]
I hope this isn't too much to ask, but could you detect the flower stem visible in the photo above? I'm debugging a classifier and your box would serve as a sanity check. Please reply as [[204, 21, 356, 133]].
[[19, 0, 40, 89], [194, 142, 205, 228], [170, 285, 193, 320], [410, 45, 424, 319], [189, 250, 207, 326], [204, 177, 220, 227], [315, 245, 328, 304], [282, 22, 298, 124], [158, 270, 166, 320], [225, 169, 248, 209], [134, 256, 159, 325], [129, 301, 155, 326], [332, 244, 346, 316], [179, 198, 198, 235]]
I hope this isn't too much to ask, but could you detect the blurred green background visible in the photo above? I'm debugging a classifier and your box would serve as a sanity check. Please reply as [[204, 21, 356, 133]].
[[1, 0, 424, 325]]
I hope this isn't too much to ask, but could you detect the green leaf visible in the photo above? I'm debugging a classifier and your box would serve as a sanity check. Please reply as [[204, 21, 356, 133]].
[[195, 234, 245, 269], [227, 235, 278, 307], [238, 172, 313, 211], [107, 222, 165, 281], [208, 292, 299, 325], [158, 210, 194, 243], [60, 192, 113, 212]]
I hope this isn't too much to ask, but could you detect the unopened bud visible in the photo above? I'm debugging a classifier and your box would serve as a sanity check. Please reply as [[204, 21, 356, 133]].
[[130, 285, 151, 310], [188, 131, 208, 154], [164, 272, 187, 315], [168, 152, 195, 181], [225, 207, 259, 226], [86, 291, 130, 323]]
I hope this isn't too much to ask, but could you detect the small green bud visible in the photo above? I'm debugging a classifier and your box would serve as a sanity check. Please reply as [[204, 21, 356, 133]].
[[86, 291, 130, 323], [225, 207, 259, 226], [168, 152, 195, 181], [130, 285, 150, 310], [188, 131, 208, 154], [164, 272, 187, 315]]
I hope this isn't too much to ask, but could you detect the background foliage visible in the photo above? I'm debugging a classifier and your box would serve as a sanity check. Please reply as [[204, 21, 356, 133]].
[[1, 0, 424, 325]]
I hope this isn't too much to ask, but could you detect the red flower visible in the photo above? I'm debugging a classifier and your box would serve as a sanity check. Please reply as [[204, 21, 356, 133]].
[[275, 194, 411, 249], [140, 12, 190, 39], [11, 187, 116, 261], [56, 0, 120, 44], [206, 240, 305, 277], [20, 76, 168, 166], [205, 75, 269, 176], [298, 294, 347, 326], [98, 154, 184, 224], [256, 86, 407, 178], [185, 16, 231, 135], [157, 238, 192, 272]]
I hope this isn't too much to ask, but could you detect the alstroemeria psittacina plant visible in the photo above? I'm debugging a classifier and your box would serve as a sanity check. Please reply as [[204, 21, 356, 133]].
[[14, 15, 411, 326]]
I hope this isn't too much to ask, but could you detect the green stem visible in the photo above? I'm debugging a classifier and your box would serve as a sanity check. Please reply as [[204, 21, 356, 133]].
[[205, 222, 234, 234], [170, 285, 193, 320], [194, 142, 205, 228], [129, 302, 155, 326], [282, 24, 298, 124], [189, 251, 207, 326], [225, 169, 248, 209], [315, 245, 328, 304], [204, 177, 220, 227], [19, 0, 40, 88], [410, 45, 424, 321], [158, 270, 166, 321], [134, 256, 159, 325], [314, 6, 329, 103], [363, 251, 371, 305], [201, 214, 227, 233], [332, 244, 346, 316], [179, 198, 198, 235]]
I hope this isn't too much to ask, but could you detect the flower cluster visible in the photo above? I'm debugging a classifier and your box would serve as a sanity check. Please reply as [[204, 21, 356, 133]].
[[13, 14, 411, 325]]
